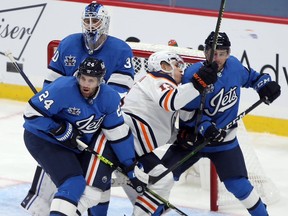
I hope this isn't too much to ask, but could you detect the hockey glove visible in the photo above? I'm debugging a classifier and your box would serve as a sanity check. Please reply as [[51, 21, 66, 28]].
[[176, 127, 204, 150], [199, 121, 226, 143], [125, 161, 147, 195], [191, 61, 218, 93], [258, 81, 281, 104], [50, 121, 81, 149]]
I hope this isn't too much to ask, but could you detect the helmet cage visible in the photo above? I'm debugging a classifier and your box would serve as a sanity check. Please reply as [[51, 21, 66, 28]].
[[82, 2, 110, 52]]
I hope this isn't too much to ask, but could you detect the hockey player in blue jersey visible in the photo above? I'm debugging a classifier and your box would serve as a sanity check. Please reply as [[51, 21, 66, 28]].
[[21, 2, 136, 215], [23, 57, 143, 216], [45, 1, 134, 94], [161, 31, 281, 216]]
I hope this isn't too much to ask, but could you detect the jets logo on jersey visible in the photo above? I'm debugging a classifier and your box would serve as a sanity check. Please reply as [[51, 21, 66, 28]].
[[76, 115, 105, 133], [68, 107, 81, 115], [205, 87, 238, 116], [64, 55, 76, 66]]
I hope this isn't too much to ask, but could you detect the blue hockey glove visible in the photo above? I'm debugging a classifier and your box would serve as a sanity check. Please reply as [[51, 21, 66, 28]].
[[125, 161, 147, 194], [199, 121, 226, 143], [50, 121, 81, 149], [258, 81, 281, 104], [191, 61, 218, 93]]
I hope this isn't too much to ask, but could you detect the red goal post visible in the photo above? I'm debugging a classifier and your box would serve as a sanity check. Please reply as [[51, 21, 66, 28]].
[[47, 40, 279, 212]]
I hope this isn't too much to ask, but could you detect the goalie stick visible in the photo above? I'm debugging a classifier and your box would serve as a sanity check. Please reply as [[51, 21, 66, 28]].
[[194, 0, 227, 137], [148, 96, 267, 185], [5, 51, 188, 216]]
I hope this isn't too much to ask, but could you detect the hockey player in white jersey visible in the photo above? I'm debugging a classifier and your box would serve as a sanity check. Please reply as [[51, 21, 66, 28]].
[[115, 50, 219, 215]]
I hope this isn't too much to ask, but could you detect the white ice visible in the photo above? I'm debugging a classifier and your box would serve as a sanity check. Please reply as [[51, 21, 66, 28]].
[[0, 99, 287, 216]]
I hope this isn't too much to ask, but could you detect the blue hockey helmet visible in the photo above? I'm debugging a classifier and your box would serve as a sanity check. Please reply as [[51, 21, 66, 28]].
[[205, 31, 231, 50], [81, 1, 110, 53], [78, 57, 106, 84]]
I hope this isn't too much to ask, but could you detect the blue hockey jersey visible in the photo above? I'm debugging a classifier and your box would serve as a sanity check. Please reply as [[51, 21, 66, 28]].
[[47, 33, 135, 93], [23, 76, 135, 165], [181, 55, 271, 151]]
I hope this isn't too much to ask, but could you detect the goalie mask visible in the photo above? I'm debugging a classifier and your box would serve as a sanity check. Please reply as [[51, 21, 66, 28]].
[[82, 1, 110, 54], [147, 51, 185, 78], [205, 31, 231, 50], [77, 57, 106, 85]]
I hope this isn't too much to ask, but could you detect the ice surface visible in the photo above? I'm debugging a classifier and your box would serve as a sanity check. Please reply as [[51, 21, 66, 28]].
[[0, 99, 287, 216]]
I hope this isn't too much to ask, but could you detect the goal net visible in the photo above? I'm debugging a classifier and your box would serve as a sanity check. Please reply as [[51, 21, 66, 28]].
[[47, 40, 280, 211]]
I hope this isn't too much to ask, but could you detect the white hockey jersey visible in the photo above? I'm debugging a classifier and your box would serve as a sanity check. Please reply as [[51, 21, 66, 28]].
[[121, 72, 199, 157]]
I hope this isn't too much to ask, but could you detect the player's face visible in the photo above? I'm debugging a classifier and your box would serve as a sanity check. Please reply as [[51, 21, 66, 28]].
[[78, 74, 99, 98], [83, 17, 102, 32], [172, 60, 184, 85], [206, 49, 229, 71]]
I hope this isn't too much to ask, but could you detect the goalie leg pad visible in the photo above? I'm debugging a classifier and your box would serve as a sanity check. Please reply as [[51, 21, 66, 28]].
[[21, 192, 51, 216], [21, 167, 57, 216]]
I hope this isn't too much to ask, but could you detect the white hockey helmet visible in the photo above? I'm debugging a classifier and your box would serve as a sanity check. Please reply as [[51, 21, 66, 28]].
[[147, 51, 184, 74], [81, 1, 110, 53]]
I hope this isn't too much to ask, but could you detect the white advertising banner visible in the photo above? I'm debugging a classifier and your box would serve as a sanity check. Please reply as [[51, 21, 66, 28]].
[[0, 0, 287, 119]]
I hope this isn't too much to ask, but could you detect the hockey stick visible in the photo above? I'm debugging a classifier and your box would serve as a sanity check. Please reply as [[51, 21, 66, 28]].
[[148, 96, 267, 185], [76, 139, 188, 216], [193, 0, 226, 137], [5, 51, 38, 94]]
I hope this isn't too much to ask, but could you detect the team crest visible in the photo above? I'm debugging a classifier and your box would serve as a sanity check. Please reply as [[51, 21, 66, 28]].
[[68, 107, 81, 115], [64, 55, 76, 66]]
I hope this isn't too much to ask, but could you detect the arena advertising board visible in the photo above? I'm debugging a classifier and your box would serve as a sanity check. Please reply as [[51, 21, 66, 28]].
[[0, 0, 287, 119]]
